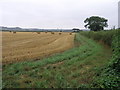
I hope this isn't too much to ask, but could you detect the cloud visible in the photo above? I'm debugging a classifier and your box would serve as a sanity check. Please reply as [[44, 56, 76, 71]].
[[0, 0, 119, 29]]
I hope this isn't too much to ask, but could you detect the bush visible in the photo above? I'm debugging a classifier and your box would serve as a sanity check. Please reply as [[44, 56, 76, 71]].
[[91, 29, 120, 88], [80, 30, 117, 46]]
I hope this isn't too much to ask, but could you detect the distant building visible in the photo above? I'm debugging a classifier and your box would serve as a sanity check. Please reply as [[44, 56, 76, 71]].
[[72, 28, 81, 32], [118, 1, 120, 29]]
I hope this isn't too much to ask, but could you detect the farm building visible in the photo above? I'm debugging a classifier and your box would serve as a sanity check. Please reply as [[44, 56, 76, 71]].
[[72, 28, 82, 32]]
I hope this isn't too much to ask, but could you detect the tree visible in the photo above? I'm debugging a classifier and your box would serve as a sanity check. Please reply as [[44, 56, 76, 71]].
[[84, 16, 108, 31]]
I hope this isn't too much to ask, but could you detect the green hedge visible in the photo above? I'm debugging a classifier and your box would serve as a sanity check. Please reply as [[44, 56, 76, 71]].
[[80, 29, 120, 88], [95, 30, 120, 88], [80, 30, 117, 46]]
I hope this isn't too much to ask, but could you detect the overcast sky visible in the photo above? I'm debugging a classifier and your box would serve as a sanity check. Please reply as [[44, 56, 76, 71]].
[[0, 0, 119, 29]]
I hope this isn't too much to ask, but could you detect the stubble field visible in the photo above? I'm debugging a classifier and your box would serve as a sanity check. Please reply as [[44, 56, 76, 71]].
[[2, 32, 75, 64]]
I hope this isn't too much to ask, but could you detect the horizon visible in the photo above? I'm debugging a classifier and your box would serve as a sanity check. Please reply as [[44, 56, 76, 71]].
[[0, 26, 88, 30]]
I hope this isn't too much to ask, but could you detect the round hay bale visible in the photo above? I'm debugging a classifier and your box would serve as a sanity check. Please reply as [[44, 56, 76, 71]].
[[13, 31, 16, 34], [51, 32, 54, 34], [59, 33, 62, 35], [37, 32, 40, 34]]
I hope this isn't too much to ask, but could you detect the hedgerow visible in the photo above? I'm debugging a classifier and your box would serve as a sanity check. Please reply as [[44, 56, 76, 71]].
[[80, 29, 120, 88], [80, 30, 116, 46], [96, 29, 120, 88]]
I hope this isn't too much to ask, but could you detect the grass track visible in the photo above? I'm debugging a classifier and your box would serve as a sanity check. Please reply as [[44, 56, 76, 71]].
[[3, 33, 112, 88]]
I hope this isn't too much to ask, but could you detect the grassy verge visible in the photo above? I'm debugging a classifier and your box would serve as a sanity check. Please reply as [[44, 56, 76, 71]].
[[3, 32, 112, 88], [92, 30, 120, 88], [80, 29, 120, 88]]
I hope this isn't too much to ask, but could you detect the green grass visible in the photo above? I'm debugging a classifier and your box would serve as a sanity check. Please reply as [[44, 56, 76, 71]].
[[3, 32, 112, 88]]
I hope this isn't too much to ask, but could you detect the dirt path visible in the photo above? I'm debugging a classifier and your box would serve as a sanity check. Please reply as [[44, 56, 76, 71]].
[[2, 32, 75, 64]]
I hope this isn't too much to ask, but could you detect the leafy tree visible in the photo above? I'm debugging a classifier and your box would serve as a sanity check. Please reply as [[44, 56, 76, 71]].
[[84, 16, 108, 31]]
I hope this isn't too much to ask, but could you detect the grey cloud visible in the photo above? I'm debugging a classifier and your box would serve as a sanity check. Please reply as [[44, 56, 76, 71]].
[[0, 0, 119, 29]]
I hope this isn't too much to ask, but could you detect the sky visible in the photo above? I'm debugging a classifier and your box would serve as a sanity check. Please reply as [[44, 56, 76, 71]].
[[0, 0, 119, 29]]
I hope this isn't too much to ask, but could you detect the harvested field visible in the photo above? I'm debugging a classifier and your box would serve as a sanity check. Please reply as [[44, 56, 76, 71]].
[[2, 32, 75, 64]]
